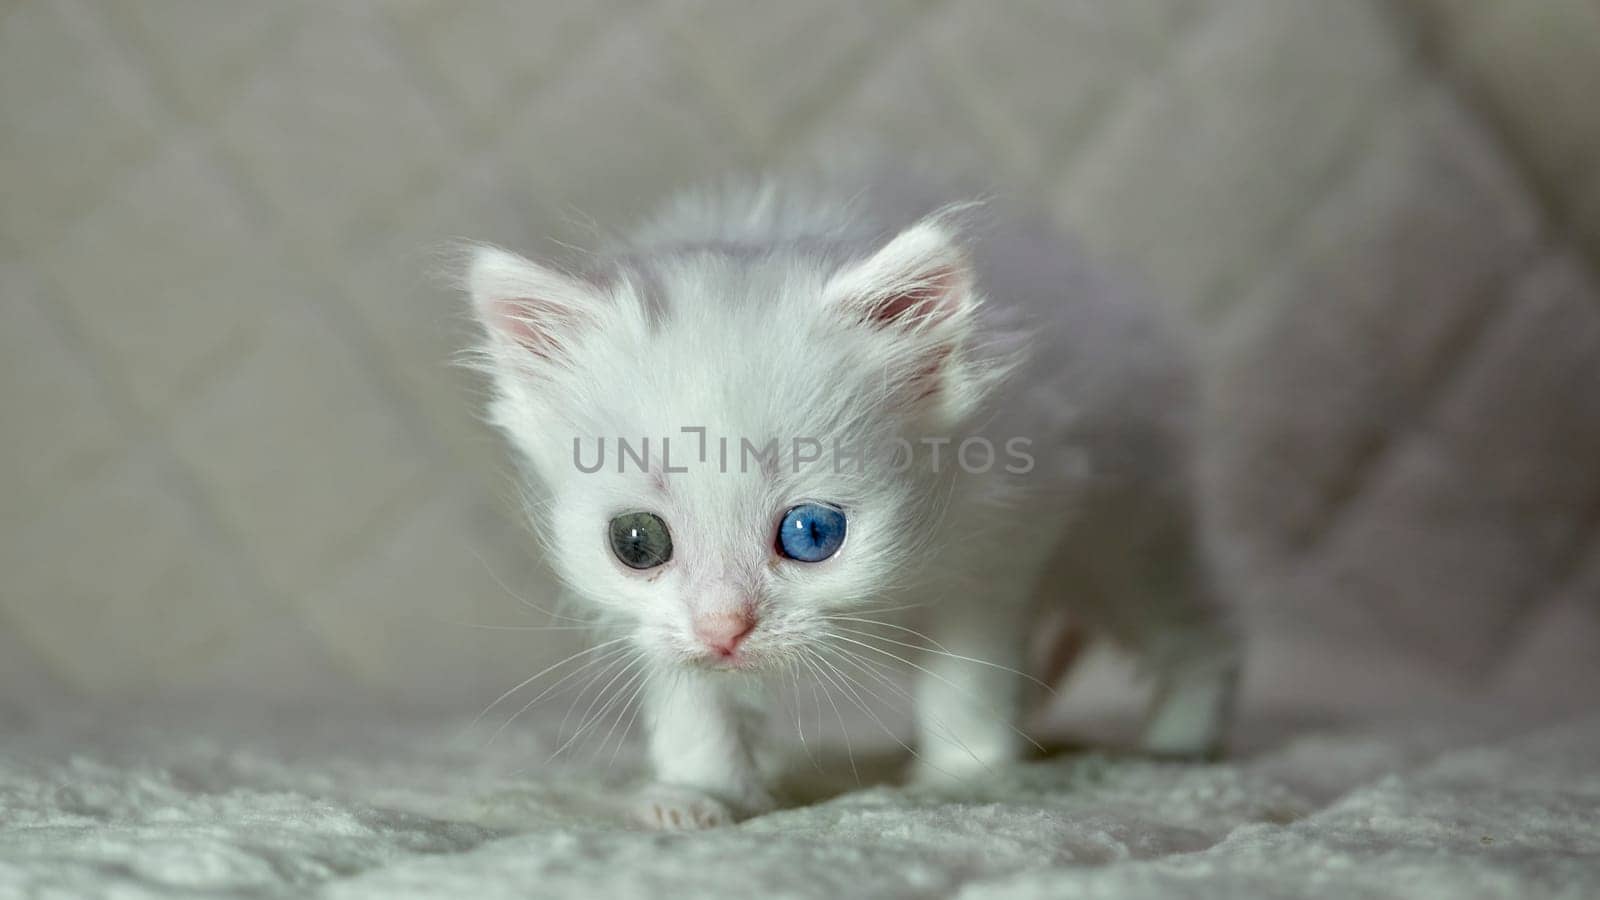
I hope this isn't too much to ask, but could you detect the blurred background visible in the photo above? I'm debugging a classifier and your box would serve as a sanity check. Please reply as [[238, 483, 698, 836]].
[[2, 0, 1598, 722]]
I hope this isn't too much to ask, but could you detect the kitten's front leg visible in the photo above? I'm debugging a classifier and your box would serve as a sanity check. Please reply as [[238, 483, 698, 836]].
[[909, 579, 1034, 785], [633, 670, 774, 829]]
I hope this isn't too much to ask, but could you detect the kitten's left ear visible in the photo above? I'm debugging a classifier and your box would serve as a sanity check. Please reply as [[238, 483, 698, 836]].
[[824, 217, 988, 419], [823, 219, 974, 333]]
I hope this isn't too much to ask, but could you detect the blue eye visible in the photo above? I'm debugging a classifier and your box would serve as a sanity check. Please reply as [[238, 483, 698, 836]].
[[777, 503, 847, 562]]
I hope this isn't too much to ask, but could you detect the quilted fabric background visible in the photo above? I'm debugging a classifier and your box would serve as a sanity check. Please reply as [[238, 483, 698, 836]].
[[2, 0, 1598, 716]]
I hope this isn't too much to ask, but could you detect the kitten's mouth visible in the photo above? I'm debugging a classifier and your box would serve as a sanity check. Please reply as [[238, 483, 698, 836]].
[[692, 653, 754, 672], [684, 644, 773, 673]]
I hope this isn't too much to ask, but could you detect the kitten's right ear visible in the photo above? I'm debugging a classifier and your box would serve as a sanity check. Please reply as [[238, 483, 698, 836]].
[[467, 245, 597, 364]]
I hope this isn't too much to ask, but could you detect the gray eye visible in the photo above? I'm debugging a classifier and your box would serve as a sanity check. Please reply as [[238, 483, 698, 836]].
[[609, 512, 673, 570]]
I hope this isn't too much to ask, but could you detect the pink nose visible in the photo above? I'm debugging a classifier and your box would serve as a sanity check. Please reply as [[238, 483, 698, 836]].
[[694, 612, 756, 658]]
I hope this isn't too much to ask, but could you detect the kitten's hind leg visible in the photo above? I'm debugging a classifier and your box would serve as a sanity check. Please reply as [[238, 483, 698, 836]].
[[1112, 503, 1242, 759], [1138, 624, 1240, 759]]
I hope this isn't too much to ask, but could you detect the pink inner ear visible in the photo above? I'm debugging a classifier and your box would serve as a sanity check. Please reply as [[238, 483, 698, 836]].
[[865, 265, 961, 328], [491, 298, 542, 353], [490, 296, 581, 360]]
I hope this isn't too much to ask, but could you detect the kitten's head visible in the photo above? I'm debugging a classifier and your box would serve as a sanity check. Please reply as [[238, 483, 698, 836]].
[[466, 215, 1006, 673]]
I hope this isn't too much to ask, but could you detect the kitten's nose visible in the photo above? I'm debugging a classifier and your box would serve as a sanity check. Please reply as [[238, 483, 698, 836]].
[[694, 611, 756, 658]]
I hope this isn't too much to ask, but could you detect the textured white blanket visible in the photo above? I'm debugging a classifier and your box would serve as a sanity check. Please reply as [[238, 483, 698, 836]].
[[4, 1, 1599, 897], [4, 705, 1595, 899]]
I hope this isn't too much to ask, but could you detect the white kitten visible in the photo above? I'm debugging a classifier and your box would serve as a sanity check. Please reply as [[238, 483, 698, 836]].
[[464, 174, 1239, 829]]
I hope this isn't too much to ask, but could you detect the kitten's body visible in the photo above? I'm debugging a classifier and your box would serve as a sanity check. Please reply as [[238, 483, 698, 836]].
[[467, 174, 1238, 828]]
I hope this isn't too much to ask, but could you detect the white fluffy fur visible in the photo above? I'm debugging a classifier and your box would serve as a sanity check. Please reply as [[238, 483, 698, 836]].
[[464, 174, 1239, 828]]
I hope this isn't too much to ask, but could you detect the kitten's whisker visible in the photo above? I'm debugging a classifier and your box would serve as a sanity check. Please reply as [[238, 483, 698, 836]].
[[821, 616, 957, 654], [594, 666, 644, 762], [823, 631, 1046, 753], [607, 669, 654, 774], [449, 622, 601, 632], [805, 659, 828, 771], [798, 652, 857, 784], [829, 643, 984, 771], [535, 645, 633, 713], [555, 650, 638, 750], [844, 600, 929, 618], [472, 636, 630, 732], [808, 645, 935, 772], [469, 547, 591, 625], [814, 645, 936, 765], [807, 651, 879, 777], [777, 650, 819, 771], [830, 625, 1055, 693], [488, 643, 634, 746], [550, 655, 644, 762], [593, 662, 651, 766], [783, 658, 820, 773]]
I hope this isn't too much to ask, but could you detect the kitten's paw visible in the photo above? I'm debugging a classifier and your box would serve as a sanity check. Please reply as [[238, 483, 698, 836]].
[[1140, 661, 1237, 761], [630, 783, 738, 830]]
